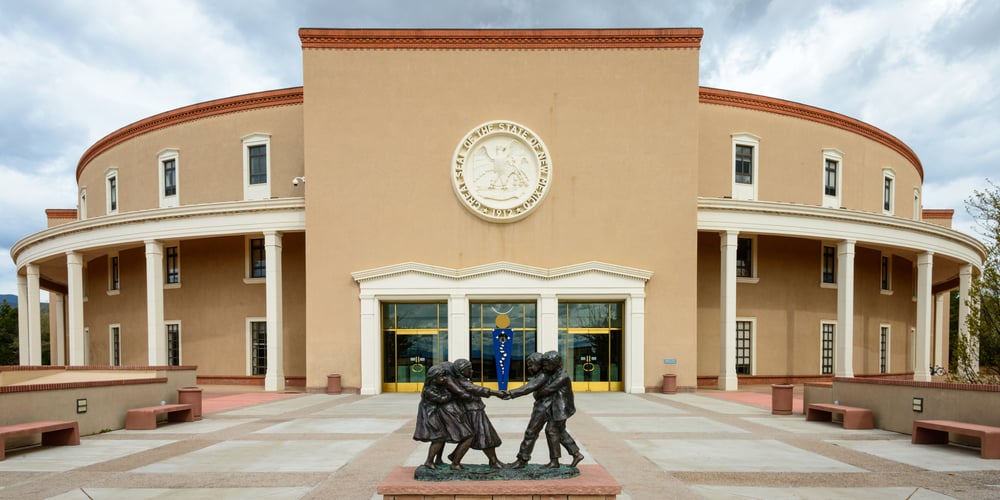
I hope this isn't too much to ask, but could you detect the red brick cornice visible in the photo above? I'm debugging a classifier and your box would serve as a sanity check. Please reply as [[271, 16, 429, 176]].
[[45, 209, 77, 219], [700, 87, 924, 181], [76, 87, 304, 180], [922, 209, 954, 219], [299, 28, 703, 50]]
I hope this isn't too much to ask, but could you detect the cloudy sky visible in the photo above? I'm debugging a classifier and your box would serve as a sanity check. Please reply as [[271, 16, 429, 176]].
[[1, 0, 997, 296]]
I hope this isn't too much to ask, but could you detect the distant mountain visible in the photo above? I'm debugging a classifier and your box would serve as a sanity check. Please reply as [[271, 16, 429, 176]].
[[0, 294, 15, 307]]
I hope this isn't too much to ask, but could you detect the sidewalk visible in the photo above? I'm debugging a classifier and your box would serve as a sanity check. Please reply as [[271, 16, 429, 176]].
[[1, 385, 998, 499]]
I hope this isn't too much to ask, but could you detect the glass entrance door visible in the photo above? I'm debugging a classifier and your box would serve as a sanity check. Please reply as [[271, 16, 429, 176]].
[[382, 303, 448, 392], [469, 302, 537, 389], [558, 302, 624, 392]]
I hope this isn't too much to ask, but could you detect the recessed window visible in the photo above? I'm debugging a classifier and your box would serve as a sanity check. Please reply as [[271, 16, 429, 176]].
[[110, 325, 121, 367], [820, 322, 836, 375], [79, 188, 88, 220], [731, 133, 760, 201], [242, 133, 271, 200], [247, 237, 266, 280], [736, 236, 756, 280], [249, 320, 267, 376], [883, 168, 895, 215], [913, 188, 921, 221], [736, 319, 754, 375], [108, 253, 120, 292], [158, 148, 179, 208], [879, 325, 890, 374], [165, 245, 180, 285], [880, 253, 892, 293], [821, 149, 843, 208], [106, 169, 119, 214], [821, 244, 836, 285], [166, 322, 181, 366]]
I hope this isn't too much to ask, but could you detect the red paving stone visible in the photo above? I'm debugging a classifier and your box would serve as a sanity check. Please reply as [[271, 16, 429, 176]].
[[201, 391, 303, 414], [703, 389, 804, 414]]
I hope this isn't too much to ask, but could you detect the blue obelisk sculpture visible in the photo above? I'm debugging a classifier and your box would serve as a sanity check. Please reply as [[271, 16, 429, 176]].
[[492, 313, 513, 391]]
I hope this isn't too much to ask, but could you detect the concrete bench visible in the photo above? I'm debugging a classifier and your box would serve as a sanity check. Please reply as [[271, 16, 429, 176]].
[[805, 403, 873, 429], [0, 420, 80, 460], [912, 419, 1000, 459], [125, 403, 194, 430]]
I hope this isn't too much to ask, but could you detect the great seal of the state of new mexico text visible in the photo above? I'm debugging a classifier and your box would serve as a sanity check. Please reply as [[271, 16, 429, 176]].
[[452, 120, 552, 223]]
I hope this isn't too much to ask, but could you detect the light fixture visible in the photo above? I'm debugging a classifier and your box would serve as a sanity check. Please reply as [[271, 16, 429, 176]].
[[292, 176, 306, 187], [76, 398, 88, 414], [912, 397, 924, 412]]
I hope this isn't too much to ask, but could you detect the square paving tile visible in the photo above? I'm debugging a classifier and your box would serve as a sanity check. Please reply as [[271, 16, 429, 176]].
[[0, 440, 174, 472], [595, 416, 749, 434], [742, 416, 898, 435], [627, 439, 864, 472], [828, 439, 1000, 472], [688, 485, 956, 499], [215, 394, 331, 416], [651, 393, 770, 414], [133, 440, 374, 473], [48, 487, 314, 499], [580, 393, 687, 414], [118, 418, 257, 434]]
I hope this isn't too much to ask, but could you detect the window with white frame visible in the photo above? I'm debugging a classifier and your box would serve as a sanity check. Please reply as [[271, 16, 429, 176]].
[[79, 188, 87, 220], [106, 168, 119, 214], [913, 188, 921, 220], [820, 322, 835, 374], [166, 322, 181, 366], [821, 244, 836, 286], [108, 253, 120, 293], [165, 244, 180, 286], [883, 168, 895, 215], [736, 236, 757, 281], [822, 149, 843, 208], [110, 324, 121, 366], [245, 237, 266, 281], [879, 324, 890, 373], [880, 253, 892, 293], [242, 133, 271, 200], [736, 319, 754, 375], [158, 148, 179, 208], [731, 133, 760, 201], [248, 319, 267, 376]]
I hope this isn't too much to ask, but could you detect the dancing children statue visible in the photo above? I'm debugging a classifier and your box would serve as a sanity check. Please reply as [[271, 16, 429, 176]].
[[412, 363, 474, 469], [444, 358, 507, 469]]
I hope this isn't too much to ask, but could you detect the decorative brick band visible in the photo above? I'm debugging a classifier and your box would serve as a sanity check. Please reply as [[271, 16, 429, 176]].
[[923, 209, 955, 220], [45, 209, 77, 220], [0, 377, 168, 394], [299, 28, 703, 50], [834, 376, 1000, 393], [700, 87, 923, 181], [76, 87, 303, 180]]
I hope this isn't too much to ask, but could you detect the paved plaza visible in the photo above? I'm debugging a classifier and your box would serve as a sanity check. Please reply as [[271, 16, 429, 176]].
[[1, 386, 999, 499]]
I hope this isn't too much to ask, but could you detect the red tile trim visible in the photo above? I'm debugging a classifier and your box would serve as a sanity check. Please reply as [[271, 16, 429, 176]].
[[700, 87, 924, 181], [299, 28, 703, 50], [76, 87, 303, 180], [922, 209, 954, 220], [0, 377, 168, 394], [45, 209, 77, 219], [834, 376, 1000, 393]]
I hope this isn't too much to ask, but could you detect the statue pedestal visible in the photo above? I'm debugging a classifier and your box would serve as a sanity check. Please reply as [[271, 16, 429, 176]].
[[377, 464, 621, 499]]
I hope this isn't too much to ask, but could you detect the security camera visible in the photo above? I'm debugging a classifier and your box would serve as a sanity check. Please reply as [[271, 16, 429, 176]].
[[292, 176, 305, 187]]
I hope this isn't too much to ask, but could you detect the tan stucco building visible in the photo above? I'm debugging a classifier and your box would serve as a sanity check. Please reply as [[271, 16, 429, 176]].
[[11, 28, 986, 394]]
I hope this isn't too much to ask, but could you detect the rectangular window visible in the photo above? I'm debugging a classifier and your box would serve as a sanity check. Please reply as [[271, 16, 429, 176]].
[[108, 174, 118, 212], [879, 325, 890, 374], [883, 175, 894, 213], [251, 321, 267, 376], [110, 325, 121, 367], [249, 145, 267, 185], [880, 254, 892, 292], [249, 238, 266, 278], [821, 323, 835, 375], [822, 245, 836, 284], [736, 320, 752, 375], [167, 323, 181, 366], [735, 145, 753, 184], [824, 159, 838, 196], [165, 246, 180, 284], [736, 237, 753, 278], [109, 255, 120, 291], [163, 159, 177, 196]]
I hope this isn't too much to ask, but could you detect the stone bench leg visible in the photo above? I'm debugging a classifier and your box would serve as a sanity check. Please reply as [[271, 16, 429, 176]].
[[981, 435, 1000, 459], [42, 426, 80, 446], [126, 412, 157, 430], [912, 426, 949, 445], [842, 412, 873, 430], [166, 409, 193, 423], [806, 408, 832, 422]]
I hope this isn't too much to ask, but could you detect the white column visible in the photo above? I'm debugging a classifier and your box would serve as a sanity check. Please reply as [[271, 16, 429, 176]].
[[627, 294, 646, 394], [448, 294, 470, 361], [263, 231, 285, 392], [836, 240, 856, 378], [359, 293, 379, 395], [958, 264, 976, 374], [719, 231, 738, 391], [933, 292, 946, 369], [26, 264, 42, 365], [144, 240, 166, 365], [913, 252, 933, 382], [17, 274, 28, 365], [66, 252, 86, 366], [53, 293, 66, 365], [538, 294, 559, 353]]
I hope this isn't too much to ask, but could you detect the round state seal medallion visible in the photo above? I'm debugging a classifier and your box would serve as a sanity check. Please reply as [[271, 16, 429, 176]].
[[452, 120, 552, 223]]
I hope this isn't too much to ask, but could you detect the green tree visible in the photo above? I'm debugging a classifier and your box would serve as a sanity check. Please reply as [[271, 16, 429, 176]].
[[951, 179, 1000, 383], [0, 300, 18, 365]]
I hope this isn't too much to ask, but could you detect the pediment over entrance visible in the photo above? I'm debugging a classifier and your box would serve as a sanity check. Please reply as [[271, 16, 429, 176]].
[[351, 261, 653, 284]]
